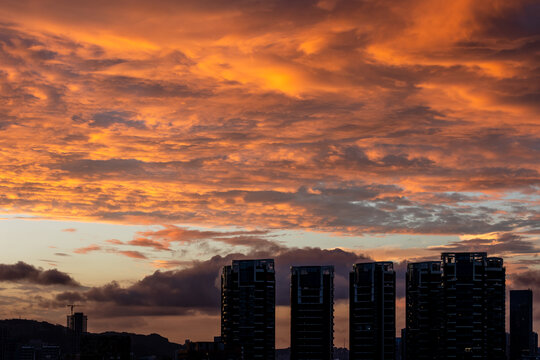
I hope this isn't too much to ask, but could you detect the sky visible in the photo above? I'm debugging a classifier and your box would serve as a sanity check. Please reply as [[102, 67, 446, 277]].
[[0, 0, 539, 348]]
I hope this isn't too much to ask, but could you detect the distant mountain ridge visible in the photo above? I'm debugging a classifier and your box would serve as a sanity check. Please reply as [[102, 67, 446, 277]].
[[0, 319, 180, 359], [0, 319, 350, 359]]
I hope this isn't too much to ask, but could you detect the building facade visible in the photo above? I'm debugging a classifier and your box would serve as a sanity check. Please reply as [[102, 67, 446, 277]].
[[349, 262, 396, 360], [405, 261, 442, 360], [510, 289, 535, 360], [221, 259, 275, 360], [290, 266, 334, 360], [440, 252, 505, 360]]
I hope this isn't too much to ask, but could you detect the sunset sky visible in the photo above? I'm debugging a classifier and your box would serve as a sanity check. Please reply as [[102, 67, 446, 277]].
[[0, 0, 539, 347]]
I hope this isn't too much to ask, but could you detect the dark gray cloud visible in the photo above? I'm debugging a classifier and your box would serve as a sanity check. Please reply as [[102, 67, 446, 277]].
[[47, 157, 220, 180], [429, 233, 540, 255], [510, 269, 540, 324], [55, 247, 372, 317], [512, 269, 540, 288], [72, 111, 147, 129], [273, 247, 372, 304], [99, 75, 209, 99], [49, 182, 535, 236], [311, 144, 436, 172], [475, 1, 540, 39], [0, 261, 80, 287]]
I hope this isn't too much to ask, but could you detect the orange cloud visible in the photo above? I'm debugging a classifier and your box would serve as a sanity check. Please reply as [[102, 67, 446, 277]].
[[74, 245, 102, 254], [116, 250, 148, 260], [0, 0, 537, 237]]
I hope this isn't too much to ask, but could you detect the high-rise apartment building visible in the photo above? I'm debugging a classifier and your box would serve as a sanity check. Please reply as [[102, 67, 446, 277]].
[[405, 261, 442, 360], [349, 262, 396, 360], [440, 252, 505, 360], [67, 312, 87, 355], [290, 266, 334, 360], [510, 289, 535, 360], [67, 312, 87, 334], [221, 259, 275, 360], [485, 257, 506, 358]]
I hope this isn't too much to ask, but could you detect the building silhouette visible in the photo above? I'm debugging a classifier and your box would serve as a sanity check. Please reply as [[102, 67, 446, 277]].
[[400, 329, 406, 360], [349, 262, 395, 360], [510, 289, 536, 360], [405, 261, 442, 360], [290, 265, 334, 360], [440, 252, 505, 360], [221, 259, 275, 360], [67, 312, 87, 355], [67, 312, 87, 334]]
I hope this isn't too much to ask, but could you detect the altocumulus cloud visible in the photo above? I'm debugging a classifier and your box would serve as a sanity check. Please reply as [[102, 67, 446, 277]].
[[0, 0, 537, 237]]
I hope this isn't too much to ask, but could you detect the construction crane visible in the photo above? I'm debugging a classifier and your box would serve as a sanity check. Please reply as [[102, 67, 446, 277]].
[[66, 304, 80, 315]]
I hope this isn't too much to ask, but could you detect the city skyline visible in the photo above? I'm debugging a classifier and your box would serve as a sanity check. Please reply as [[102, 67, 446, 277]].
[[0, 252, 540, 360], [0, 0, 539, 349], [2, 252, 537, 359]]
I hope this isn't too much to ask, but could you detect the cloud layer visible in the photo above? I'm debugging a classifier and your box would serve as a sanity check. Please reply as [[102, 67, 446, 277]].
[[51, 247, 370, 317], [0, 0, 537, 237]]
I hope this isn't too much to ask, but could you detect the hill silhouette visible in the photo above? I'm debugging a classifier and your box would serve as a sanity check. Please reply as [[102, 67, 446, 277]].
[[0, 319, 350, 359], [0, 319, 180, 359]]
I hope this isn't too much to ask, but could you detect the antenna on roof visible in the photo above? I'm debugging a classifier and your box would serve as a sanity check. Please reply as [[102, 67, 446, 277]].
[[66, 304, 80, 315]]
